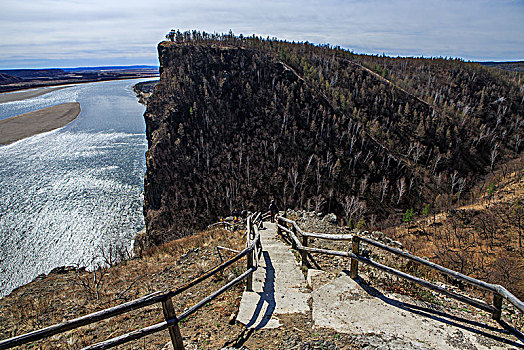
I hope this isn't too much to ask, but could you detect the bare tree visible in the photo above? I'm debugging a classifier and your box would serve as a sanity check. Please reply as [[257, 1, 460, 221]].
[[412, 143, 423, 165], [343, 195, 364, 224], [316, 167, 322, 194], [71, 261, 108, 301], [380, 176, 389, 202], [359, 175, 368, 196], [314, 194, 325, 213], [370, 214, 377, 231], [432, 154, 441, 175], [349, 135, 356, 155], [306, 198, 312, 212], [225, 186, 232, 213], [300, 154, 315, 193], [396, 177, 406, 204], [450, 170, 459, 197], [289, 166, 299, 194], [457, 177, 466, 202], [238, 147, 243, 172], [280, 114, 287, 135], [490, 144, 499, 171]]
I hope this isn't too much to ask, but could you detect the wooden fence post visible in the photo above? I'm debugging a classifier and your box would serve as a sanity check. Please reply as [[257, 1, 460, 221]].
[[492, 293, 503, 320], [350, 236, 360, 279], [246, 216, 254, 292], [246, 247, 254, 292], [301, 235, 308, 267], [162, 298, 184, 350], [276, 217, 281, 236], [291, 225, 297, 250]]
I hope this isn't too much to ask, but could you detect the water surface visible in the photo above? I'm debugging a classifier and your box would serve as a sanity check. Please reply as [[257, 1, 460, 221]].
[[0, 79, 149, 297]]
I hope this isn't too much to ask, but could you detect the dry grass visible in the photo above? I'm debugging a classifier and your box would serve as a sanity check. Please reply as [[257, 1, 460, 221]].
[[386, 165, 524, 301], [0, 222, 362, 349], [0, 225, 247, 349], [3, 162, 524, 349]]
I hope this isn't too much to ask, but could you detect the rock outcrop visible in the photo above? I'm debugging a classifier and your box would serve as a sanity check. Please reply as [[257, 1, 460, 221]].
[[142, 42, 409, 245]]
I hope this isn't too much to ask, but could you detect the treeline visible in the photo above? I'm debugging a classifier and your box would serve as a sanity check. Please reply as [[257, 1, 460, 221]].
[[164, 30, 522, 190], [142, 30, 523, 245]]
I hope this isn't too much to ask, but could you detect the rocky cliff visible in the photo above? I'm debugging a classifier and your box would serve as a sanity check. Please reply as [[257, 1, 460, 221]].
[[143, 42, 413, 245], [142, 34, 522, 246]]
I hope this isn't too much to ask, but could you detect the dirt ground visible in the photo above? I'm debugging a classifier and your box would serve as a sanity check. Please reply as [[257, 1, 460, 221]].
[[1, 210, 522, 349]]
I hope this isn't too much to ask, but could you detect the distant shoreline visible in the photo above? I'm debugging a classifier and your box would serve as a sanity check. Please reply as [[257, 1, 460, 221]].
[[0, 102, 81, 145], [0, 74, 159, 94]]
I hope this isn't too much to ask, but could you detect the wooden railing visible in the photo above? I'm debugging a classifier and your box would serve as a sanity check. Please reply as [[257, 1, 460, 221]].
[[0, 214, 264, 350], [276, 215, 524, 322]]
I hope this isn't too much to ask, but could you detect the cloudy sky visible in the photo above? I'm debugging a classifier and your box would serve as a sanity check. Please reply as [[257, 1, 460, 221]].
[[0, 0, 523, 69]]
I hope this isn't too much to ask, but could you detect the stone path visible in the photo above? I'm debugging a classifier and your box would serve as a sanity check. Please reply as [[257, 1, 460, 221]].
[[236, 222, 310, 329], [310, 272, 520, 349]]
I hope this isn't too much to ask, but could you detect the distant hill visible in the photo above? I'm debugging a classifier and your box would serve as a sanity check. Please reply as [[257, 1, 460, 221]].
[[0, 72, 22, 84], [478, 61, 524, 72], [0, 66, 158, 77], [0, 66, 159, 93], [0, 68, 68, 79], [62, 65, 158, 72]]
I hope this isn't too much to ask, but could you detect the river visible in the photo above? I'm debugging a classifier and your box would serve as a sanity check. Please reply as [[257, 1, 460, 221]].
[[0, 79, 150, 297]]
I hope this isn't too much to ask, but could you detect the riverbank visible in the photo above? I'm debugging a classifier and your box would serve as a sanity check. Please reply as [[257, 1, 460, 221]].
[[0, 102, 81, 145], [132, 80, 158, 105], [0, 86, 70, 103]]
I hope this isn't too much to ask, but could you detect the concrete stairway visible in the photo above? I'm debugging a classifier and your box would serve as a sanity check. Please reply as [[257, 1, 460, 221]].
[[235, 222, 521, 349], [236, 222, 310, 329]]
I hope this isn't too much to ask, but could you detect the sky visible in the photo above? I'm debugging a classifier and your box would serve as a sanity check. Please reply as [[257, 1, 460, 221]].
[[0, 0, 523, 69]]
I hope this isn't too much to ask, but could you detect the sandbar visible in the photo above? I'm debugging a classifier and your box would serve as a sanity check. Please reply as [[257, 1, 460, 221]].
[[0, 102, 81, 145], [0, 86, 70, 104]]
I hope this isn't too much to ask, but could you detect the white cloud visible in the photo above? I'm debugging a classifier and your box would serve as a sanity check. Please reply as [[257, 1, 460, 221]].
[[0, 0, 522, 68]]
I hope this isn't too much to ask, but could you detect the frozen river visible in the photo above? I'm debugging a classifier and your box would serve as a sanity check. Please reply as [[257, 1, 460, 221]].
[[0, 79, 150, 297]]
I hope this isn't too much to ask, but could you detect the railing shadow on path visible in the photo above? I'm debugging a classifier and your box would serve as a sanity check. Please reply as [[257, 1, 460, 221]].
[[276, 215, 524, 347], [274, 225, 322, 270], [245, 251, 276, 329], [350, 273, 524, 348], [304, 251, 322, 270]]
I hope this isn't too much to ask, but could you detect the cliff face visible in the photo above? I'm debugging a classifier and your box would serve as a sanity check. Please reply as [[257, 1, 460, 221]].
[[144, 42, 414, 245], [143, 38, 522, 246]]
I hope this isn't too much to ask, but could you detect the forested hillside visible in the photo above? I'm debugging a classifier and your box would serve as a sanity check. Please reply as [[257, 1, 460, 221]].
[[142, 31, 523, 245]]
